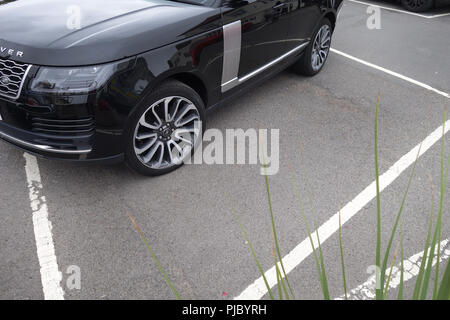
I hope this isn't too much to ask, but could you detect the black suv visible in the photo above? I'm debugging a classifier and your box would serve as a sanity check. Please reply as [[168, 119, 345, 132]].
[[0, 0, 342, 175]]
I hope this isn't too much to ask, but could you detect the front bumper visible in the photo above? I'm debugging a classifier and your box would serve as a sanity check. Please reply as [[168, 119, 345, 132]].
[[0, 118, 91, 156], [0, 54, 147, 163], [0, 97, 125, 163]]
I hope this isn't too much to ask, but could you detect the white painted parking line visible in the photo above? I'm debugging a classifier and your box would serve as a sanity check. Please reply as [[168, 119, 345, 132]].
[[347, 0, 450, 19], [331, 48, 450, 99], [235, 51, 450, 300], [236, 120, 450, 300], [24, 153, 64, 300], [337, 239, 449, 299]]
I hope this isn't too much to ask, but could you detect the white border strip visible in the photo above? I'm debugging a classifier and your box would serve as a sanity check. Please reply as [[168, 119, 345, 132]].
[[331, 48, 450, 99], [24, 153, 64, 300], [347, 0, 450, 19], [337, 239, 450, 300]]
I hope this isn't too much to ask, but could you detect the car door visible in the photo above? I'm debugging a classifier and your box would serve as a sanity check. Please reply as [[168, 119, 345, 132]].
[[283, 0, 322, 52], [220, 0, 291, 92]]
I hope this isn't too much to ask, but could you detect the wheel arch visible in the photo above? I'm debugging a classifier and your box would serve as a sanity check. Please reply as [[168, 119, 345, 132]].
[[143, 71, 210, 108], [308, 10, 337, 41], [169, 72, 209, 107], [324, 11, 337, 30]]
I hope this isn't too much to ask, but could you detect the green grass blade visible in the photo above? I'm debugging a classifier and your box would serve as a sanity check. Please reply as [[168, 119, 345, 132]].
[[289, 169, 329, 299], [273, 249, 284, 300], [433, 234, 442, 300], [433, 120, 445, 300], [420, 219, 440, 299], [263, 171, 295, 298], [273, 249, 289, 300], [260, 136, 295, 299], [314, 222, 330, 300], [276, 266, 283, 300], [433, 113, 450, 299], [378, 104, 425, 300], [437, 259, 450, 300], [304, 179, 330, 300], [280, 276, 289, 300], [383, 244, 399, 300], [398, 227, 404, 300], [421, 110, 449, 300], [226, 195, 275, 300], [420, 111, 449, 300], [432, 228, 442, 300], [274, 248, 290, 300], [374, 95, 383, 300], [280, 275, 289, 300], [293, 139, 331, 299], [127, 212, 182, 300], [379, 141, 421, 298], [338, 207, 348, 300], [412, 189, 435, 300], [436, 135, 450, 301]]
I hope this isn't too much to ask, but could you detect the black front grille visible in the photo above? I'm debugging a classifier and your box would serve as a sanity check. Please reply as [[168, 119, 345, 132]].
[[31, 117, 95, 136], [0, 58, 30, 100]]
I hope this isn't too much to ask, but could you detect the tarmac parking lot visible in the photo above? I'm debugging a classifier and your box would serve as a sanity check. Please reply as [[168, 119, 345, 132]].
[[1, 0, 450, 300]]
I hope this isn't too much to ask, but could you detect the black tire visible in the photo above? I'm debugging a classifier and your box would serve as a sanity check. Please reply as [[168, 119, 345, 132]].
[[401, 0, 434, 12], [293, 18, 333, 77], [124, 80, 206, 176]]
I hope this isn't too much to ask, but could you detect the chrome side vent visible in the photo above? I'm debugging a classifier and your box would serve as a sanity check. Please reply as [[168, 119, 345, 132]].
[[0, 58, 31, 100]]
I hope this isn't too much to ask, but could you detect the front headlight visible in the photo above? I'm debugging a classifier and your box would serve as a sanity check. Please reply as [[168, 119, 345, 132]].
[[30, 59, 133, 95]]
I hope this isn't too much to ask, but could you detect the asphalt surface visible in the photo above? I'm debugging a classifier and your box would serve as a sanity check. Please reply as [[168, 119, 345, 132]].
[[1, 0, 450, 300]]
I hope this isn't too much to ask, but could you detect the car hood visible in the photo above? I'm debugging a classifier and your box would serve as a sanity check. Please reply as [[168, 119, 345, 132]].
[[0, 0, 221, 66]]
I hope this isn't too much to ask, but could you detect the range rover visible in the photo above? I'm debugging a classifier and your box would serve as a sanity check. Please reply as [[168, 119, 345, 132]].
[[0, 0, 342, 175]]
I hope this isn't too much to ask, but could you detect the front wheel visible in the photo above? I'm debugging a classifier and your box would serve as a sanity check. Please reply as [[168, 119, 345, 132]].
[[124, 80, 205, 176], [293, 18, 333, 77], [401, 0, 434, 12]]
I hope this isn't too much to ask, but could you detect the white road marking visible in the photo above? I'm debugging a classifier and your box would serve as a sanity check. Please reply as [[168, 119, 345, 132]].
[[331, 49, 450, 99], [24, 153, 64, 300], [235, 51, 450, 300], [236, 120, 450, 300], [337, 239, 450, 299], [347, 0, 450, 19]]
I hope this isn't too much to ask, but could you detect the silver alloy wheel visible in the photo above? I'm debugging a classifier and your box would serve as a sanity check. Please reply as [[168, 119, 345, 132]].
[[133, 96, 201, 169], [311, 24, 331, 72]]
